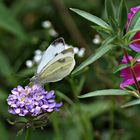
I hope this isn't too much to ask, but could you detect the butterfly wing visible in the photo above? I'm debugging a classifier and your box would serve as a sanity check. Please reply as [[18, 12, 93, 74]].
[[36, 37, 65, 74], [37, 48, 75, 83]]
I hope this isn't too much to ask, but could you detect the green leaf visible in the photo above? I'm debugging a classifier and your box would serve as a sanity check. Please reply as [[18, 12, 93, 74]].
[[55, 90, 74, 105], [91, 26, 110, 38], [113, 63, 130, 73], [128, 9, 140, 31], [76, 76, 85, 96], [91, 25, 111, 34], [121, 99, 140, 108], [109, 17, 118, 33], [0, 122, 8, 140], [66, 128, 81, 140], [71, 66, 89, 77], [119, 44, 131, 51], [128, 9, 140, 39], [72, 37, 116, 75], [124, 27, 140, 40], [80, 101, 112, 118], [18, 68, 35, 77], [118, 0, 128, 30], [0, 89, 8, 100], [125, 85, 137, 92], [132, 52, 140, 64], [105, 0, 115, 24], [0, 3, 29, 41], [0, 50, 13, 77], [70, 8, 111, 30], [78, 89, 131, 98]]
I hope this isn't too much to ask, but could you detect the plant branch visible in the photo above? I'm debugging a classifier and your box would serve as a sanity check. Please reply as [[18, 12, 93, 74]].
[[122, 48, 140, 93]]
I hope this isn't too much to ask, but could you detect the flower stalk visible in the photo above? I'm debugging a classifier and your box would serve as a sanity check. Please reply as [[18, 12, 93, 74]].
[[122, 48, 140, 93], [25, 128, 31, 140]]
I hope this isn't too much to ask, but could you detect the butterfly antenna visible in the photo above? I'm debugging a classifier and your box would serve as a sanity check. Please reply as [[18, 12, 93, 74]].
[[23, 78, 30, 83]]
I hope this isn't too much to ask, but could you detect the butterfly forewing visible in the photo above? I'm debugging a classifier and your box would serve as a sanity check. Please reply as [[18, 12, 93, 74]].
[[40, 47, 74, 73], [36, 37, 65, 74]]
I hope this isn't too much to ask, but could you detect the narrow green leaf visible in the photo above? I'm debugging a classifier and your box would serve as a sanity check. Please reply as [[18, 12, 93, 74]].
[[125, 85, 137, 92], [118, 0, 128, 30], [70, 8, 111, 30], [91, 26, 110, 38], [113, 63, 130, 73], [55, 90, 74, 105], [79, 89, 131, 98], [105, 0, 115, 23], [80, 101, 112, 118], [18, 68, 35, 77], [128, 9, 140, 39], [0, 50, 13, 76], [119, 44, 131, 51], [128, 9, 140, 31], [132, 52, 140, 64], [76, 76, 85, 96], [124, 27, 140, 39], [0, 3, 29, 41], [91, 25, 111, 34], [71, 67, 89, 77], [72, 37, 116, 75], [109, 17, 118, 33], [121, 99, 140, 108]]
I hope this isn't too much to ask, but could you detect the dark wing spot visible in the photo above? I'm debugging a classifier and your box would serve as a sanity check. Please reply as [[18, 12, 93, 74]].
[[58, 58, 65, 63], [51, 37, 65, 47], [55, 53, 58, 56]]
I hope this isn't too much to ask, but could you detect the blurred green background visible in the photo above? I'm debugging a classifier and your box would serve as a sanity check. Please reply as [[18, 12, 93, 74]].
[[1, 0, 140, 140]]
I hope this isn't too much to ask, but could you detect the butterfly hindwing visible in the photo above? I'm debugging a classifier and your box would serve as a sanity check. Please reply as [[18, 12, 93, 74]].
[[38, 56, 75, 83]]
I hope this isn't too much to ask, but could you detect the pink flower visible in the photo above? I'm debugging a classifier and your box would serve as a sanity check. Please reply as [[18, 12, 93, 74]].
[[120, 55, 140, 88], [127, 6, 140, 52]]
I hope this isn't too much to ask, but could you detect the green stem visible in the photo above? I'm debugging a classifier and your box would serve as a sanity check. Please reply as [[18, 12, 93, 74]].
[[122, 48, 140, 93], [109, 99, 115, 140], [77, 103, 94, 140], [25, 128, 31, 140], [51, 113, 61, 140], [69, 78, 94, 140], [129, 38, 140, 44]]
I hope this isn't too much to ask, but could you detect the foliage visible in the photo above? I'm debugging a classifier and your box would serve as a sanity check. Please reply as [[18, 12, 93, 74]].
[[1, 0, 140, 140]]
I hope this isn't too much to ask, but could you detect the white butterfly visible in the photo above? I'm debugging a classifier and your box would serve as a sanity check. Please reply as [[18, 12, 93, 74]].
[[31, 37, 75, 84]]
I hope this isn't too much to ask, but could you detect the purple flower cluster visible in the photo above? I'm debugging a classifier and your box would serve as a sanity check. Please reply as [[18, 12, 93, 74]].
[[7, 84, 62, 116]]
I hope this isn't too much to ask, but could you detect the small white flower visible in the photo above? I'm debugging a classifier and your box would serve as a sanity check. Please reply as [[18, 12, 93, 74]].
[[42, 20, 52, 28], [34, 49, 42, 55], [73, 47, 79, 54], [92, 34, 101, 44], [66, 45, 85, 58], [77, 48, 85, 57], [49, 29, 58, 37], [25, 60, 33, 68], [33, 54, 42, 63]]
